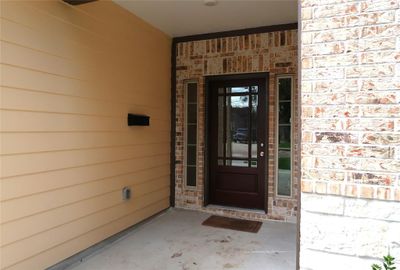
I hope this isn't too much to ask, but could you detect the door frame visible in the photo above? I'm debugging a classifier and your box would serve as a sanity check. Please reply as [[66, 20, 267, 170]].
[[204, 72, 269, 212]]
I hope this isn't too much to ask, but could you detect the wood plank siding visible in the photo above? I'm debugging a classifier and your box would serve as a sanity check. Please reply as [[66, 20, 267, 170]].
[[0, 1, 171, 269]]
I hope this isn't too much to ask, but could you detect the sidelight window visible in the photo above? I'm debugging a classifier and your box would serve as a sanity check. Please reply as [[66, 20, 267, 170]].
[[276, 76, 293, 197], [185, 81, 198, 187]]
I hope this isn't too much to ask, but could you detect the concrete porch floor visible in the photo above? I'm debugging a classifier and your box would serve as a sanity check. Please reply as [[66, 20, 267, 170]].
[[67, 208, 296, 270]]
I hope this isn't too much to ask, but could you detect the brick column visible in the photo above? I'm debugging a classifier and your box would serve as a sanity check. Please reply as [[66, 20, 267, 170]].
[[299, 0, 400, 269]]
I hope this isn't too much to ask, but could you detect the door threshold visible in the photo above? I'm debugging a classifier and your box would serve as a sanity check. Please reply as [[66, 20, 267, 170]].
[[205, 204, 265, 215]]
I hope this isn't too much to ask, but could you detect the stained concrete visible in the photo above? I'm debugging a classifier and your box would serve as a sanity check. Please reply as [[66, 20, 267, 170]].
[[67, 208, 296, 270]]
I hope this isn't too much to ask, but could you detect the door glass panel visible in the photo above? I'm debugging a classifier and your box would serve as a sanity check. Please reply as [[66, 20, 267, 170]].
[[251, 160, 257, 168], [226, 87, 249, 94], [215, 83, 261, 169], [251, 94, 258, 159], [226, 95, 249, 159], [226, 159, 248, 167], [217, 96, 224, 158]]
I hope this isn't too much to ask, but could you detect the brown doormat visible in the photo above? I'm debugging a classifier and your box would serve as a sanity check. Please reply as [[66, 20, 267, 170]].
[[202, 215, 262, 233]]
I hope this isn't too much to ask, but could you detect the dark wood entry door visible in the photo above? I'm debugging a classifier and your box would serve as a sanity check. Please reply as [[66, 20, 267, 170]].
[[209, 77, 267, 210]]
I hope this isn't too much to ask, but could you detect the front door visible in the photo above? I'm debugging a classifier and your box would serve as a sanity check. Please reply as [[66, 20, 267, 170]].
[[208, 76, 267, 210]]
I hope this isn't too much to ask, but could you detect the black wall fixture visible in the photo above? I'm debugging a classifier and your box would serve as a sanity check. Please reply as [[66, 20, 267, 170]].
[[63, 0, 97, 5], [127, 114, 150, 126]]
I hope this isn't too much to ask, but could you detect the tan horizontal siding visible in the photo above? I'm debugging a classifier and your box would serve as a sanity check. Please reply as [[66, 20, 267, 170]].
[[2, 184, 169, 266], [1, 1, 108, 51], [0, 131, 170, 155], [0, 17, 100, 63], [3, 197, 170, 270], [5, 198, 170, 270], [1, 171, 169, 223], [1, 171, 169, 245], [1, 87, 169, 120], [1, 142, 169, 178], [1, 40, 92, 80], [0, 110, 170, 132], [1, 62, 169, 107], [1, 156, 169, 201], [0, 0, 171, 269]]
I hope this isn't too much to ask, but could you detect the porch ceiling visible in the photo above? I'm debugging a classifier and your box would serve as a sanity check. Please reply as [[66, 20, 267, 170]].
[[113, 0, 298, 37]]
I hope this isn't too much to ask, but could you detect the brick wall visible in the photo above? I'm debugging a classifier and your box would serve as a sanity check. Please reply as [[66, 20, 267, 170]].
[[300, 0, 400, 268], [174, 29, 299, 222]]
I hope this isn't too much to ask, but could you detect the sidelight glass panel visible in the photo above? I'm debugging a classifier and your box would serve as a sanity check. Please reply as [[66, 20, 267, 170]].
[[279, 102, 291, 124], [187, 124, 197, 145], [187, 145, 197, 165], [278, 149, 291, 196], [185, 82, 198, 187], [279, 126, 291, 147], [278, 78, 292, 101], [188, 83, 197, 103], [187, 104, 197, 124], [226, 95, 249, 159], [186, 166, 196, 187], [277, 77, 293, 196]]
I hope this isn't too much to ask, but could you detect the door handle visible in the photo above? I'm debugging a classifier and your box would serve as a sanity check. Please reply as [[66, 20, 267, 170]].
[[260, 151, 264, 157]]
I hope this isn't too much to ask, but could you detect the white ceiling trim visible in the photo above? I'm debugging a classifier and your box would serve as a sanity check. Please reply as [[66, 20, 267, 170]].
[[113, 0, 298, 37]]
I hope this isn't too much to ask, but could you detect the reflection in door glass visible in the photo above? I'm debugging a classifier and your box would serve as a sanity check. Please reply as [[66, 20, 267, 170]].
[[226, 95, 249, 159]]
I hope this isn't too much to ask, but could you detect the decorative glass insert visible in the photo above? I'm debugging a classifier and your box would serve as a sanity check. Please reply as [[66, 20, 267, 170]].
[[277, 76, 293, 197], [185, 82, 198, 187], [216, 85, 259, 168]]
